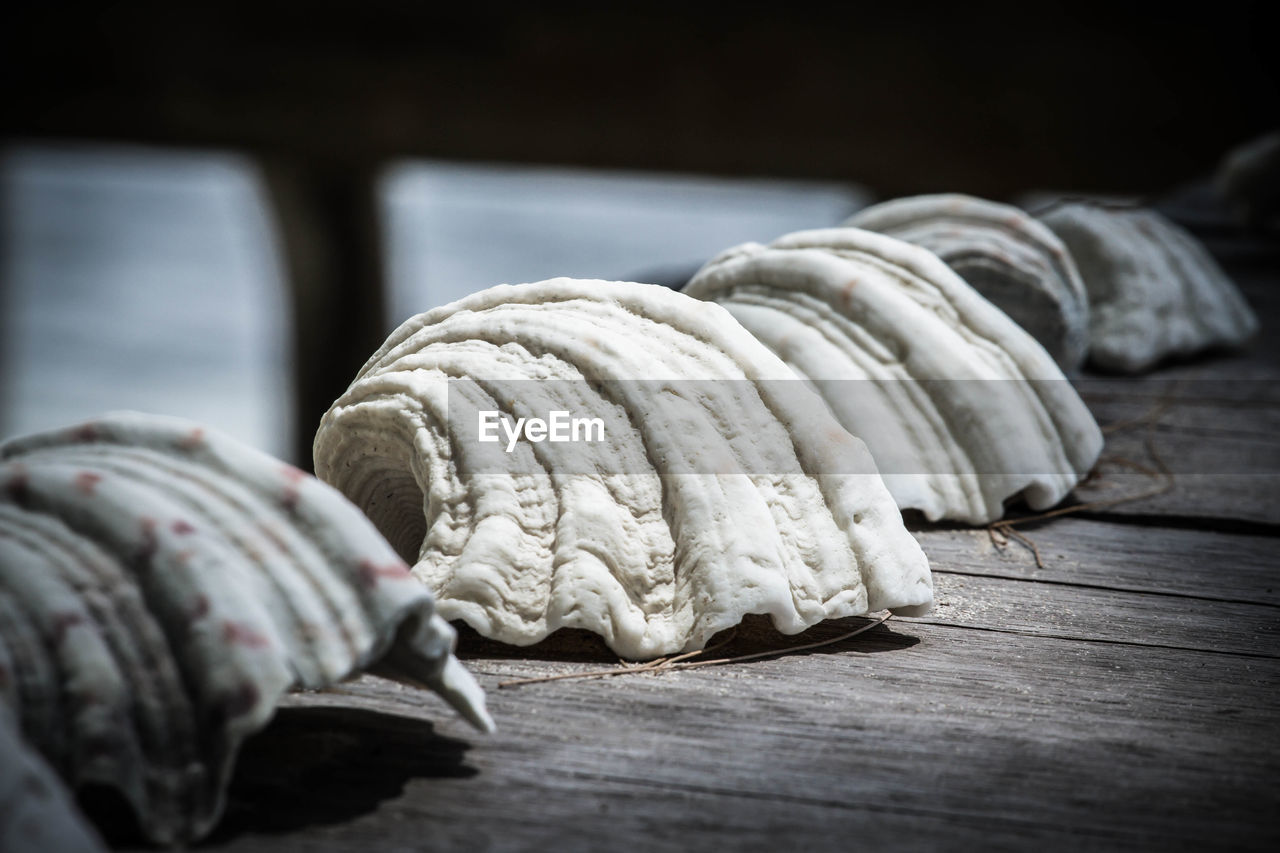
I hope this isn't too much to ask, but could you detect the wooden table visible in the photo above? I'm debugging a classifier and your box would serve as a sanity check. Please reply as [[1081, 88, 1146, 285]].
[[115, 237, 1279, 851]]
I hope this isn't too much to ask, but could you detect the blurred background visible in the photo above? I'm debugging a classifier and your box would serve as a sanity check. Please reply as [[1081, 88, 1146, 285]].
[[2, 1, 1277, 464]]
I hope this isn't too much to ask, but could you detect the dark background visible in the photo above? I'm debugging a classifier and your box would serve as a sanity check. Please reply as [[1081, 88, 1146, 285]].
[[4, 0, 1277, 196]]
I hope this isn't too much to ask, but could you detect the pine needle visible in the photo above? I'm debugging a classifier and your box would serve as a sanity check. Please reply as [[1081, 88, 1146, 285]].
[[985, 378, 1180, 568], [497, 613, 891, 689]]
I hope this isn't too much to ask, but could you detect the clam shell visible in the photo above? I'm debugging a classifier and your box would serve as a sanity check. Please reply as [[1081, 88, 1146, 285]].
[[1038, 203, 1258, 373], [313, 279, 933, 660], [0, 412, 492, 845], [847, 193, 1089, 371], [684, 227, 1103, 524]]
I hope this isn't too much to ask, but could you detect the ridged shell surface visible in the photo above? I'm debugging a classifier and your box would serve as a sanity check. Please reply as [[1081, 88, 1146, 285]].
[[1038, 203, 1258, 372], [0, 413, 492, 845], [847, 193, 1089, 371], [314, 279, 933, 661], [684, 228, 1103, 524]]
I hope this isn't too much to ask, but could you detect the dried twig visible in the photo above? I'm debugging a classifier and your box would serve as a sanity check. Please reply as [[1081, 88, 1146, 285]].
[[999, 524, 1045, 568], [497, 613, 892, 689], [1100, 397, 1176, 434], [1004, 431, 1174, 529], [495, 629, 739, 689], [984, 379, 1181, 567], [1095, 454, 1162, 477]]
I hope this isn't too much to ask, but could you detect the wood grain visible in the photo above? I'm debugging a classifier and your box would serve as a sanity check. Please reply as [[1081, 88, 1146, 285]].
[[186, 616, 1279, 852], [132, 507, 1280, 852], [914, 520, 1280, 605]]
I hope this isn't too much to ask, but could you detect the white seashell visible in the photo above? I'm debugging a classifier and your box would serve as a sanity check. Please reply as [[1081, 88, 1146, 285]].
[[684, 227, 1103, 525], [0, 412, 492, 845], [0, 706, 105, 853], [847, 193, 1089, 371], [313, 278, 933, 661], [1038, 202, 1258, 373]]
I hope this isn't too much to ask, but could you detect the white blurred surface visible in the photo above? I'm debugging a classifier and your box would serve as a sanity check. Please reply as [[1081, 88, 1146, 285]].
[[1, 145, 292, 457], [3, 146, 867, 459], [383, 160, 867, 318]]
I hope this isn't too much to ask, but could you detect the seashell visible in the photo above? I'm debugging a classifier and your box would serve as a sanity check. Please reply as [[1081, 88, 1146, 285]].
[[847, 193, 1089, 371], [0, 412, 492, 846], [0, 706, 105, 853], [1037, 202, 1258, 373], [684, 227, 1104, 525], [1216, 131, 1280, 226], [313, 278, 933, 661]]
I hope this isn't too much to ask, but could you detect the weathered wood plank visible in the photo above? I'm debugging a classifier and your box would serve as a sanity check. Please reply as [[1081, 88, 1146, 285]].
[[1072, 471, 1280, 527], [170, 498, 1280, 851], [1065, 374, 1280, 525], [911, 572, 1279, 657], [166, 501, 1279, 851], [98, 507, 1280, 852], [911, 519, 1280, 605], [179, 616, 1280, 852]]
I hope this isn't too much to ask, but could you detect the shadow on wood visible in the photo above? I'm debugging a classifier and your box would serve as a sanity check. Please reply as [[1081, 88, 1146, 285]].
[[454, 614, 919, 665], [210, 706, 475, 842], [74, 705, 475, 847]]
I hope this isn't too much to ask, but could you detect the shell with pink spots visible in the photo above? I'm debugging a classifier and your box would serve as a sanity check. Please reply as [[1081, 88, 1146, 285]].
[[0, 412, 492, 846]]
